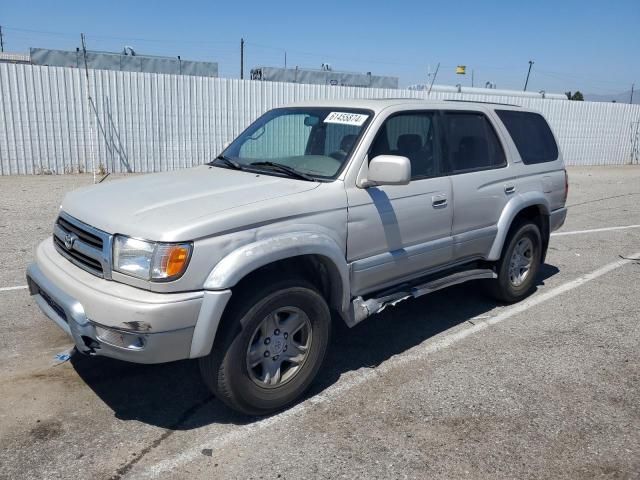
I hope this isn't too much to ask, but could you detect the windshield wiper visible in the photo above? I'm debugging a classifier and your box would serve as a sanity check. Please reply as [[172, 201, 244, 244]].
[[249, 161, 316, 181], [210, 154, 243, 170]]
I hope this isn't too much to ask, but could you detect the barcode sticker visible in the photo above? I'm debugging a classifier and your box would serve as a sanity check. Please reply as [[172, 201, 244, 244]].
[[324, 112, 369, 126]]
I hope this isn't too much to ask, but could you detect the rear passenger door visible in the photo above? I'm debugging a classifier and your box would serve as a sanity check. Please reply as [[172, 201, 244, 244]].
[[347, 111, 453, 295], [440, 110, 510, 260]]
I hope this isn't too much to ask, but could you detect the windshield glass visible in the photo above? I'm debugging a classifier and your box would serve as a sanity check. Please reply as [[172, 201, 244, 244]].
[[221, 107, 372, 179]]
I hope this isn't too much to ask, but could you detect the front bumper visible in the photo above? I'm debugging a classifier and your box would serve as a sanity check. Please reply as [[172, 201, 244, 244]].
[[27, 239, 231, 364]]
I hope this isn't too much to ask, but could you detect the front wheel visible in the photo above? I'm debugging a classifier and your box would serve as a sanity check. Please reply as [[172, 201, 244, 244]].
[[487, 221, 542, 303], [199, 277, 331, 416]]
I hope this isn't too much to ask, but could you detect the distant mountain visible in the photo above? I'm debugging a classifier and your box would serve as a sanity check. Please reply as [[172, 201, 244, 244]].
[[584, 91, 639, 104]]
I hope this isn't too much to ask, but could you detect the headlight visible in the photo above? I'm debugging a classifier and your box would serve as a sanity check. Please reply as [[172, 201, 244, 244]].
[[113, 235, 192, 281]]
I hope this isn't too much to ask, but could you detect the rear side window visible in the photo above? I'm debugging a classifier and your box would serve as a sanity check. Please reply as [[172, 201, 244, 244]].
[[441, 111, 506, 173], [496, 110, 559, 164]]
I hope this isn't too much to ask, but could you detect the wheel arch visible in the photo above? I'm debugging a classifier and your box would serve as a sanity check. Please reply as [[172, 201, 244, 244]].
[[204, 232, 351, 316], [488, 193, 551, 262]]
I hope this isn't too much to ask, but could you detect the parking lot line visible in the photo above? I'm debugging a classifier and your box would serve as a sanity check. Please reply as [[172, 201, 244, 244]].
[[0, 285, 28, 293], [552, 224, 640, 236], [140, 251, 640, 479]]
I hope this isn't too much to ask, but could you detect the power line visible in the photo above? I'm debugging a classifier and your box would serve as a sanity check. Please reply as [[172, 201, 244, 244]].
[[2, 24, 635, 93]]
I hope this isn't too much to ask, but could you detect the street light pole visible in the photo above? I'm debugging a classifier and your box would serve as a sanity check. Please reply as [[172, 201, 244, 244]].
[[524, 60, 534, 91]]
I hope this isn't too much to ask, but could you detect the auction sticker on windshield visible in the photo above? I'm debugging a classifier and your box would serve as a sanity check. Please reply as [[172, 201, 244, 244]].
[[324, 112, 369, 126]]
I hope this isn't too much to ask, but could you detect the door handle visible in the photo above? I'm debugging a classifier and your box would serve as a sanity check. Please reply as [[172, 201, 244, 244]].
[[504, 185, 516, 194], [432, 196, 448, 208]]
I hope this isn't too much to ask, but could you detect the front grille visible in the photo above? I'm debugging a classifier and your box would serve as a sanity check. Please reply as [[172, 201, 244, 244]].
[[53, 235, 104, 273], [53, 213, 112, 278], [57, 216, 103, 249]]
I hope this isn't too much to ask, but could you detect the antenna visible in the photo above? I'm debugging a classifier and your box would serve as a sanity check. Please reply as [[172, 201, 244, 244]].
[[81, 33, 98, 183]]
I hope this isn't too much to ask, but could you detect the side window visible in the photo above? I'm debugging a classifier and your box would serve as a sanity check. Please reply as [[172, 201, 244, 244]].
[[441, 111, 506, 173], [370, 112, 438, 179], [495, 110, 559, 164]]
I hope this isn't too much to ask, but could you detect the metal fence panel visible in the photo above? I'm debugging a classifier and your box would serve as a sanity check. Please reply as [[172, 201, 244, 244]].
[[1, 63, 639, 175]]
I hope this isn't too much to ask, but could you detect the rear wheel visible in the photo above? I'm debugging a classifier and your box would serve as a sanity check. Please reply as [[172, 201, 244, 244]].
[[199, 276, 331, 416], [488, 221, 542, 303]]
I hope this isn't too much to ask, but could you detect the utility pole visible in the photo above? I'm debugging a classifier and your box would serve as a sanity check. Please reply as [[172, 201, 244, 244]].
[[284, 51, 287, 69], [524, 60, 534, 91], [0, 25, 4, 53], [427, 62, 440, 96], [240, 37, 244, 79], [81, 33, 98, 183], [631, 83, 635, 104], [471, 69, 474, 88]]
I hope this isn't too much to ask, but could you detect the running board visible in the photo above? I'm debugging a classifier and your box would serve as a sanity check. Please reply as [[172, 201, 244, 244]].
[[350, 268, 496, 325]]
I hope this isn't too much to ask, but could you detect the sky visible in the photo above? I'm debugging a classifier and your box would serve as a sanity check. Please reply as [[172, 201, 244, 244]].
[[1, 0, 639, 96]]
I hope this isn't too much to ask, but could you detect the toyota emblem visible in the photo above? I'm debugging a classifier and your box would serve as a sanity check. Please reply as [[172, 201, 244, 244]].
[[64, 232, 77, 250]]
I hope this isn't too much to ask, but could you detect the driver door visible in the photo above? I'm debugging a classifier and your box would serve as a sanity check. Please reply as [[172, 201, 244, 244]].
[[346, 111, 454, 295]]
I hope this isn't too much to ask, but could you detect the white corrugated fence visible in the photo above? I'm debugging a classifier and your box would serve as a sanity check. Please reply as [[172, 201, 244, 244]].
[[1, 63, 639, 175]]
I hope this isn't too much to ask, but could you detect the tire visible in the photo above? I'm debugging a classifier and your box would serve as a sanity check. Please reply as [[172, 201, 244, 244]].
[[487, 221, 542, 303], [199, 276, 331, 416]]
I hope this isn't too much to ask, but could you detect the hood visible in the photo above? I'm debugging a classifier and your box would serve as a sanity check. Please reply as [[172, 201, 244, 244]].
[[61, 166, 320, 241]]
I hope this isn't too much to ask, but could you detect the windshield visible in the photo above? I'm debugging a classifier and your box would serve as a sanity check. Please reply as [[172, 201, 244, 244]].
[[220, 107, 372, 179]]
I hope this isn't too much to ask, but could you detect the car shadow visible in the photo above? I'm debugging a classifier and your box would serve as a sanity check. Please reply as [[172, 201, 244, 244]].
[[71, 263, 559, 429]]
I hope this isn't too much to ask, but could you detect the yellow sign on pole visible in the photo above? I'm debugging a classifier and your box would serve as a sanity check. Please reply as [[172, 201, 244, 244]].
[[456, 65, 466, 74]]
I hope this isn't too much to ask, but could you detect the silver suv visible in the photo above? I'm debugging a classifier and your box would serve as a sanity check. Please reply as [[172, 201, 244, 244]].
[[27, 99, 568, 415]]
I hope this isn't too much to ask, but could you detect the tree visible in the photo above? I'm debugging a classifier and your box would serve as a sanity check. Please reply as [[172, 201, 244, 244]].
[[565, 91, 584, 101]]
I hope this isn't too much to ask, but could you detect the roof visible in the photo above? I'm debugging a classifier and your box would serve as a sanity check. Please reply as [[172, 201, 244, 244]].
[[284, 97, 527, 114], [285, 98, 443, 113]]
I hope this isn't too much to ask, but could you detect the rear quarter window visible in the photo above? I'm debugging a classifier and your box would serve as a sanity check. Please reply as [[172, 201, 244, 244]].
[[496, 110, 559, 164], [441, 111, 507, 174]]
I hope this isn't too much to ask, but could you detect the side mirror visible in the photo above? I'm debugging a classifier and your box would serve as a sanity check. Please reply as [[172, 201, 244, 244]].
[[360, 155, 411, 187]]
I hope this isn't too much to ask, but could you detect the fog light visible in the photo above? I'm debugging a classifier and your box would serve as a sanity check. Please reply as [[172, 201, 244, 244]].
[[94, 325, 146, 350]]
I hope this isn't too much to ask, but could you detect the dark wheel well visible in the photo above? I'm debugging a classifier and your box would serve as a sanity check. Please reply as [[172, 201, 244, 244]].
[[228, 255, 345, 320], [508, 205, 550, 263]]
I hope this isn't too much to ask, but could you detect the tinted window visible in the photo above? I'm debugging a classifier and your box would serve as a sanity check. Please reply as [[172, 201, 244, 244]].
[[370, 112, 439, 179], [442, 112, 506, 173], [496, 110, 558, 164]]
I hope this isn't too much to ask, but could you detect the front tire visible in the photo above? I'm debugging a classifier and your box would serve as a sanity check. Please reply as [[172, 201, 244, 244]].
[[488, 221, 542, 303], [199, 277, 331, 416]]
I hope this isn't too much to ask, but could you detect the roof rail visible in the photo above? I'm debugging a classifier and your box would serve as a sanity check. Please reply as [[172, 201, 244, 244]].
[[444, 99, 521, 107]]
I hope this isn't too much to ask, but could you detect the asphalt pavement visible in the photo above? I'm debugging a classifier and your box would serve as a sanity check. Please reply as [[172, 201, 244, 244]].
[[0, 166, 638, 480]]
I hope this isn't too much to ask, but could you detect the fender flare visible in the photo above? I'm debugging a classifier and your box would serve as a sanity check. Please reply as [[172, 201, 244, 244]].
[[204, 232, 351, 313], [487, 192, 550, 261]]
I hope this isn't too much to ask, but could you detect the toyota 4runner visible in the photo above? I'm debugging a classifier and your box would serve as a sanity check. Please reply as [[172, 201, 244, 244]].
[[27, 99, 568, 415]]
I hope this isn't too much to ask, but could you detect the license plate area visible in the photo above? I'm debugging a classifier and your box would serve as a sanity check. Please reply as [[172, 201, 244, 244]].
[[39, 289, 68, 323]]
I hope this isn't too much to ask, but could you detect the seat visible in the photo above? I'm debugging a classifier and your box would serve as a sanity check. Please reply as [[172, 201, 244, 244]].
[[339, 134, 358, 153], [329, 134, 359, 161], [397, 134, 422, 157]]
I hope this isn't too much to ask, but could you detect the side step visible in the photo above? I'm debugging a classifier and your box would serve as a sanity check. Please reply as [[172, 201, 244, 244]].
[[351, 268, 496, 325]]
